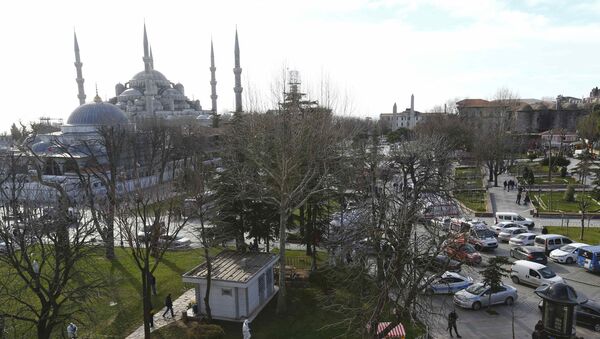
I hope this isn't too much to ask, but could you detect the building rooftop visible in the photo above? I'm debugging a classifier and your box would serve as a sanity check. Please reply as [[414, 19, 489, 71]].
[[183, 250, 277, 283]]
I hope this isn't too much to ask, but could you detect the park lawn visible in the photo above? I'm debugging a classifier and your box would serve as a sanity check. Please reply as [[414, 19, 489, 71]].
[[454, 190, 487, 212], [455, 166, 480, 177], [152, 287, 423, 339], [545, 226, 600, 245], [531, 192, 600, 213], [518, 176, 577, 185], [455, 176, 483, 189]]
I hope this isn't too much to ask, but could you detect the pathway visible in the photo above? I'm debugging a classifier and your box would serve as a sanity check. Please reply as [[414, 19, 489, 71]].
[[126, 288, 196, 338]]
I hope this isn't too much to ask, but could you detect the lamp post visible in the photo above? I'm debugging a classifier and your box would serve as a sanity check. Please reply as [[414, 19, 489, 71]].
[[534, 283, 585, 339]]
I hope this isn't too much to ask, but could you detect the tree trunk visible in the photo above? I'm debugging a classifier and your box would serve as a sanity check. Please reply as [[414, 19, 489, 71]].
[[487, 162, 494, 182], [305, 204, 313, 256], [276, 209, 287, 314], [201, 218, 213, 321], [142, 267, 151, 338]]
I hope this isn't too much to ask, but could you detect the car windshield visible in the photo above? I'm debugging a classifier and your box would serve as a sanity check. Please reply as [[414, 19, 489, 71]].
[[466, 284, 487, 295], [475, 229, 492, 238], [516, 234, 527, 239], [560, 245, 575, 252], [539, 267, 556, 279]]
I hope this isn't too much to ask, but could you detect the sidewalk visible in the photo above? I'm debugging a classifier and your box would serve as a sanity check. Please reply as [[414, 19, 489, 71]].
[[126, 288, 196, 338]]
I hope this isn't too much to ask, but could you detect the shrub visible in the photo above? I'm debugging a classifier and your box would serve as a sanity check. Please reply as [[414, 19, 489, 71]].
[[541, 156, 570, 167], [186, 323, 225, 339], [560, 166, 568, 178], [564, 185, 575, 202], [527, 152, 537, 161]]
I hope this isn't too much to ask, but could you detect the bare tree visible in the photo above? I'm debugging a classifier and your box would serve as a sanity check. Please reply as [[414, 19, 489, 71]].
[[0, 149, 106, 339]]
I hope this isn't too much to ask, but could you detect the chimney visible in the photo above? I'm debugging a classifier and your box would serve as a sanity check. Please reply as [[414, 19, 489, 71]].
[[410, 94, 414, 114]]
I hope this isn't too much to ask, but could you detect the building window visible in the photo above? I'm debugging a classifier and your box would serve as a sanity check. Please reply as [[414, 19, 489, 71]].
[[221, 288, 232, 296]]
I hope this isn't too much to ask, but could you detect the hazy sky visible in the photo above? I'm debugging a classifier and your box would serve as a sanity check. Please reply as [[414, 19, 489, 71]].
[[1, 0, 600, 133]]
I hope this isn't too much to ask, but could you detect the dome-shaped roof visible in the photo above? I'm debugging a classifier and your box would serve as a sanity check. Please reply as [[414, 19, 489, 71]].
[[31, 141, 52, 153], [132, 69, 168, 82], [532, 102, 547, 110], [162, 88, 184, 98], [119, 88, 143, 98], [67, 101, 128, 126], [518, 103, 532, 111]]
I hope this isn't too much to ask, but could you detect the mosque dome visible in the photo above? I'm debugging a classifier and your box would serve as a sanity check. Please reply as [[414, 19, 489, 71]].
[[119, 88, 143, 98], [162, 88, 184, 99], [532, 102, 547, 110], [130, 69, 171, 87], [67, 98, 128, 126], [31, 141, 52, 153]]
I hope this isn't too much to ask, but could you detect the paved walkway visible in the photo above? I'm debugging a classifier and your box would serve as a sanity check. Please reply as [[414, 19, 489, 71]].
[[126, 288, 196, 338]]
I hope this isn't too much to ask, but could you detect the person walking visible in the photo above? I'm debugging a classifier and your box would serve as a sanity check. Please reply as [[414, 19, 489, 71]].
[[503, 180, 508, 191], [524, 191, 531, 205], [242, 319, 252, 339], [447, 310, 461, 338], [148, 309, 155, 328], [516, 191, 522, 205], [163, 293, 174, 318], [67, 322, 77, 338]]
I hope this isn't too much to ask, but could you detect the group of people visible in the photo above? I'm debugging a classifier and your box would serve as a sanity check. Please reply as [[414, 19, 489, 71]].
[[504, 180, 531, 205]]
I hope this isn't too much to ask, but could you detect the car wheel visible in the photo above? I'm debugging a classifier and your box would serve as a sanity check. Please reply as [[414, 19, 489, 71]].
[[509, 250, 514, 258], [511, 276, 520, 284], [566, 257, 573, 264], [595, 323, 600, 332], [505, 297, 514, 306], [472, 301, 482, 311]]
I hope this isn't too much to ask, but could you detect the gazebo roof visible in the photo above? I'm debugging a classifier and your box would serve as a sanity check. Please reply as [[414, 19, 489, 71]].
[[183, 250, 277, 283]]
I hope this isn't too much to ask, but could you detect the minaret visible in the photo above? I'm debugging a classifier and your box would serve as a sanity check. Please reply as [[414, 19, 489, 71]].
[[410, 94, 415, 114], [210, 39, 218, 114], [393, 102, 397, 114], [74, 31, 86, 105], [143, 24, 152, 72], [233, 28, 243, 113], [149, 45, 154, 70]]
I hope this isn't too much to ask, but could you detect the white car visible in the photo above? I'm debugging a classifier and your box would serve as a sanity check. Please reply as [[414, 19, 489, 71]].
[[509, 233, 537, 247], [425, 271, 474, 294], [453, 282, 518, 310], [490, 221, 527, 236], [549, 243, 590, 264], [498, 227, 528, 242]]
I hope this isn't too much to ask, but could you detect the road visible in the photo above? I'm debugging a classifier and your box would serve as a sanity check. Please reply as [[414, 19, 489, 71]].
[[425, 238, 600, 338]]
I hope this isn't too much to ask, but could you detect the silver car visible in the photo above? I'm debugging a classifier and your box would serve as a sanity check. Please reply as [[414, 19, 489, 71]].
[[453, 282, 518, 310], [490, 222, 527, 236], [509, 232, 537, 247], [498, 227, 528, 242]]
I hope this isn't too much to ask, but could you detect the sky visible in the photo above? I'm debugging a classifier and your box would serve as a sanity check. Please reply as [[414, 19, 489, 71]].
[[1, 0, 600, 133]]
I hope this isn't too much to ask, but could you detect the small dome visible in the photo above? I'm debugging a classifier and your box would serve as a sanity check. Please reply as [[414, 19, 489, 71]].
[[67, 101, 128, 126], [532, 102, 547, 110], [119, 88, 143, 98], [31, 141, 52, 153], [162, 88, 184, 99], [518, 103, 532, 111]]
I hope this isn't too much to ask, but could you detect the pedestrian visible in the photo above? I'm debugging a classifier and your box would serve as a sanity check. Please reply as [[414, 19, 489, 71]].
[[149, 272, 157, 296], [242, 319, 251, 339], [447, 309, 461, 338], [542, 226, 548, 235], [148, 309, 155, 328], [524, 191, 531, 205], [67, 322, 77, 338], [163, 293, 174, 318], [516, 192, 522, 205], [518, 186, 523, 194], [503, 180, 508, 191], [535, 320, 543, 332]]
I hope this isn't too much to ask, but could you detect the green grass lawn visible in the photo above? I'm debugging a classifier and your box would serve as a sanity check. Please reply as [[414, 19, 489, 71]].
[[454, 190, 487, 212], [531, 192, 600, 213], [455, 176, 483, 189], [518, 175, 577, 185], [152, 286, 424, 339], [455, 166, 481, 177], [545, 226, 600, 244]]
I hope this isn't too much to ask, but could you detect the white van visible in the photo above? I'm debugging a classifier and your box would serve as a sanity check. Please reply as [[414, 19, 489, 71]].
[[510, 260, 564, 287], [534, 234, 573, 253], [495, 212, 535, 229]]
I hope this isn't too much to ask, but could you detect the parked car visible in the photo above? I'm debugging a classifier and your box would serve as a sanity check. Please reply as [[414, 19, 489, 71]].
[[510, 246, 547, 265], [453, 282, 518, 310], [577, 245, 600, 273], [498, 227, 528, 242], [490, 221, 527, 236], [417, 254, 462, 273], [468, 226, 498, 251], [510, 260, 564, 287], [425, 271, 474, 295], [445, 241, 482, 265], [495, 211, 535, 229], [534, 234, 573, 253], [509, 233, 537, 247], [538, 299, 600, 332], [549, 243, 590, 264], [137, 232, 191, 249]]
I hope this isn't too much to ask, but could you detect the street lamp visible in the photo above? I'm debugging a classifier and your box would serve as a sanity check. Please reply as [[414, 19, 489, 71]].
[[534, 283, 585, 339]]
